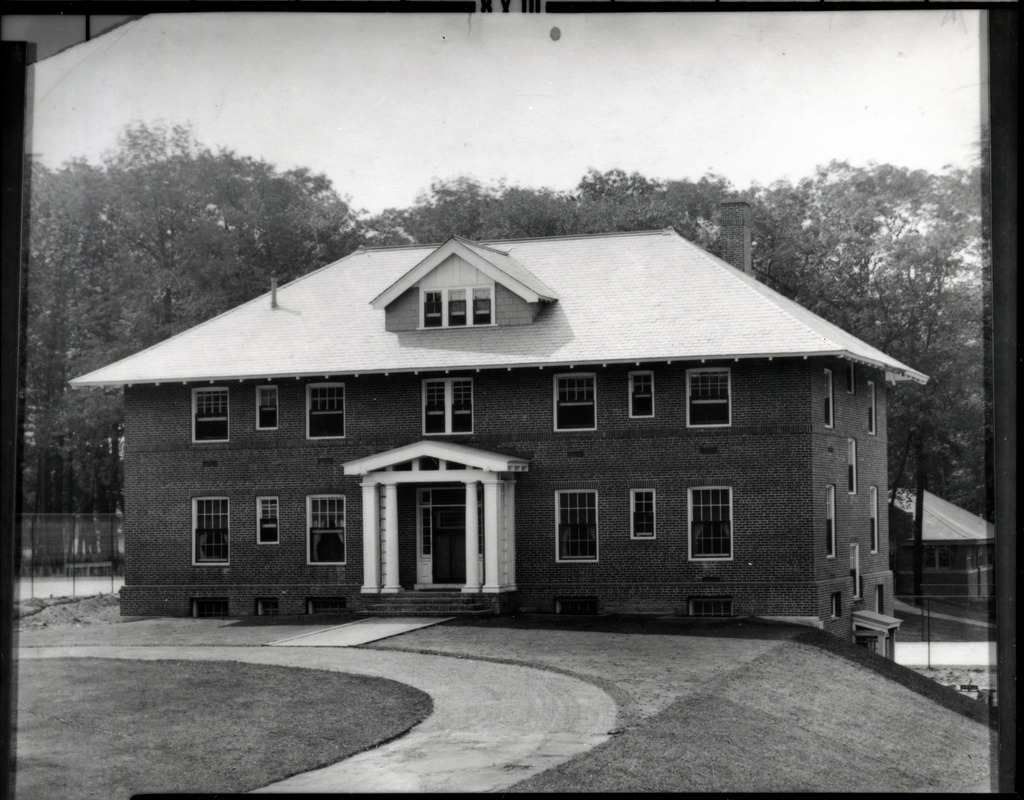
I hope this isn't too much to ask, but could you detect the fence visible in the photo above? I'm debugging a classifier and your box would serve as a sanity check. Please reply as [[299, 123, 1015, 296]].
[[16, 513, 124, 601]]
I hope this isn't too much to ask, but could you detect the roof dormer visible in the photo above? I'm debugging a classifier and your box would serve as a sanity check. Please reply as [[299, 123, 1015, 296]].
[[373, 236, 558, 332]]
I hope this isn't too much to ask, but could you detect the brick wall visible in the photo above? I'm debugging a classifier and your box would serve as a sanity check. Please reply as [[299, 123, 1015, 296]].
[[122, 357, 894, 627]]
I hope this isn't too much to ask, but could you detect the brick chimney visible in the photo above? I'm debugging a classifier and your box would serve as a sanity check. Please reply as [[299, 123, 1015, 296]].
[[720, 200, 752, 275]]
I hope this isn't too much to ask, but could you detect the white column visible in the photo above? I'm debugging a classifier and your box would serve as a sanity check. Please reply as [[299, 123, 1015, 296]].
[[382, 482, 401, 593], [482, 479, 501, 593], [462, 481, 481, 593], [360, 482, 380, 594]]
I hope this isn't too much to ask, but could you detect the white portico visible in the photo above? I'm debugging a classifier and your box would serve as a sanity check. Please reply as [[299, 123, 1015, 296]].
[[343, 441, 527, 595]]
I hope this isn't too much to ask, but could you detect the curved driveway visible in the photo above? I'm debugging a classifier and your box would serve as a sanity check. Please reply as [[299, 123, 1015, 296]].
[[20, 644, 617, 793]]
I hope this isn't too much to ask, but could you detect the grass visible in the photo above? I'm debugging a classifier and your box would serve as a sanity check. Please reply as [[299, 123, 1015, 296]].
[[509, 633, 996, 793], [13, 657, 432, 800]]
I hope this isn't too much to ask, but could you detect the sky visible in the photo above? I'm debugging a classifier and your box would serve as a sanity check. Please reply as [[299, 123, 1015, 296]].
[[24, 10, 983, 215]]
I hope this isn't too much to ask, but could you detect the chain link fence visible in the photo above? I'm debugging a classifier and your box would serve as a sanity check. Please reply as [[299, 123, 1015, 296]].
[[16, 513, 124, 601]]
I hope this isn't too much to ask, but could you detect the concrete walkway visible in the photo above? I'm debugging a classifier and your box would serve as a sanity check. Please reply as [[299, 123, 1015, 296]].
[[267, 616, 453, 647], [894, 641, 996, 667], [893, 599, 995, 629], [19, 643, 617, 793]]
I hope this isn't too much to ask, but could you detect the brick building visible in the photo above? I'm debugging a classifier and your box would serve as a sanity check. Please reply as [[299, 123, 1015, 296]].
[[71, 204, 926, 651]]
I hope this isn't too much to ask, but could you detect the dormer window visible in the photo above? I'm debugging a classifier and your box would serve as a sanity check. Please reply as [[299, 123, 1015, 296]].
[[420, 286, 494, 329]]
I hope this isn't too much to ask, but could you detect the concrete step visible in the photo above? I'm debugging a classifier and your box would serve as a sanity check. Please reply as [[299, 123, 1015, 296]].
[[356, 608, 493, 618]]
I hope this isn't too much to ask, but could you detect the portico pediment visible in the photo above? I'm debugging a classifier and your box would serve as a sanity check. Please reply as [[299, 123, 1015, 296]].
[[342, 440, 530, 476]]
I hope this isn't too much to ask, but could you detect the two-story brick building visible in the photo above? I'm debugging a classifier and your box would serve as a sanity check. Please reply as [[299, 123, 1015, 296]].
[[71, 202, 925, 650]]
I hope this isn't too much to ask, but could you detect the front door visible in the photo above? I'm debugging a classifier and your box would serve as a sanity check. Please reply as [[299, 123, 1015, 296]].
[[432, 507, 466, 583]]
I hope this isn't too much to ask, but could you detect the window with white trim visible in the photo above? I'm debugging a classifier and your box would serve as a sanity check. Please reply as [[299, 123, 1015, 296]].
[[847, 360, 856, 394], [556, 490, 598, 562], [307, 383, 345, 439], [925, 545, 951, 569], [867, 380, 876, 434], [850, 543, 861, 599], [193, 388, 229, 442], [825, 485, 836, 558], [308, 495, 345, 564], [689, 487, 732, 560], [687, 368, 731, 427], [257, 497, 279, 544], [869, 486, 878, 552], [847, 439, 858, 494], [194, 497, 229, 564], [256, 385, 278, 430], [423, 378, 473, 434], [630, 489, 656, 539], [831, 591, 842, 619], [554, 374, 596, 431], [628, 372, 654, 418], [421, 286, 493, 328], [823, 368, 834, 428]]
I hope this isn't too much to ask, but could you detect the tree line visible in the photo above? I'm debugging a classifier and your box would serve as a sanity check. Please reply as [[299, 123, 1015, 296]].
[[21, 123, 986, 526]]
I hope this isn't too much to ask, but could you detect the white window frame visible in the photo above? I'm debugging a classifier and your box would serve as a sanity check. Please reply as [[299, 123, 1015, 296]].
[[553, 373, 597, 432], [869, 486, 879, 553], [825, 485, 836, 559], [686, 367, 732, 428], [419, 285, 495, 329], [847, 438, 858, 495], [867, 380, 877, 435], [850, 542, 861, 599], [847, 360, 856, 394], [306, 383, 346, 440], [823, 368, 834, 429], [422, 378, 474, 435], [630, 489, 656, 539], [256, 496, 280, 545], [687, 486, 734, 562], [628, 371, 655, 418], [306, 495, 346, 565], [555, 490, 599, 563], [192, 496, 229, 566], [255, 385, 279, 431], [192, 387, 229, 443]]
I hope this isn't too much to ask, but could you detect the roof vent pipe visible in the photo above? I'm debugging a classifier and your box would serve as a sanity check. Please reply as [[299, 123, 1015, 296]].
[[719, 200, 752, 276], [270, 277, 278, 309]]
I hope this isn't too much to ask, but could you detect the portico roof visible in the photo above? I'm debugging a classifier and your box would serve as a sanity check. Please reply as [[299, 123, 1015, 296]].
[[343, 440, 530, 476], [852, 610, 903, 633]]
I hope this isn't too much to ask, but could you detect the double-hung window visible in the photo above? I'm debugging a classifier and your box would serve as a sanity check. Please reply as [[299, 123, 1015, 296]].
[[687, 368, 731, 427], [308, 495, 345, 564], [847, 361, 856, 394], [307, 383, 345, 439], [823, 368, 834, 428], [689, 487, 733, 560], [869, 486, 879, 552], [256, 386, 278, 430], [850, 543, 861, 599], [421, 286, 493, 328], [630, 489, 656, 539], [194, 497, 229, 564], [423, 378, 473, 434], [554, 374, 596, 431], [629, 372, 654, 418], [926, 545, 951, 569], [257, 497, 279, 544], [847, 439, 858, 494], [193, 388, 229, 442], [867, 380, 876, 434], [825, 485, 836, 558], [556, 490, 598, 562]]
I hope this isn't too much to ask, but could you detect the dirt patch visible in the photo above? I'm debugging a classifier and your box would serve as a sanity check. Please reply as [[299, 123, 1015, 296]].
[[16, 593, 127, 629]]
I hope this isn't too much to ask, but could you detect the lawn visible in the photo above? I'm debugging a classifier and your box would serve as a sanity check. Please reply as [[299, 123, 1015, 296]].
[[13, 657, 431, 800]]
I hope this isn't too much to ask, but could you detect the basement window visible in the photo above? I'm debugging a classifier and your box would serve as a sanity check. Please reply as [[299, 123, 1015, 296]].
[[555, 597, 599, 615], [689, 597, 733, 617], [192, 598, 229, 618], [193, 387, 229, 442], [256, 598, 279, 615], [307, 598, 347, 614]]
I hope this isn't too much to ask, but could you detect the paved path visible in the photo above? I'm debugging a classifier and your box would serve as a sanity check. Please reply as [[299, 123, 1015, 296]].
[[19, 643, 617, 793], [894, 641, 996, 667], [267, 617, 453, 647], [893, 599, 995, 629]]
